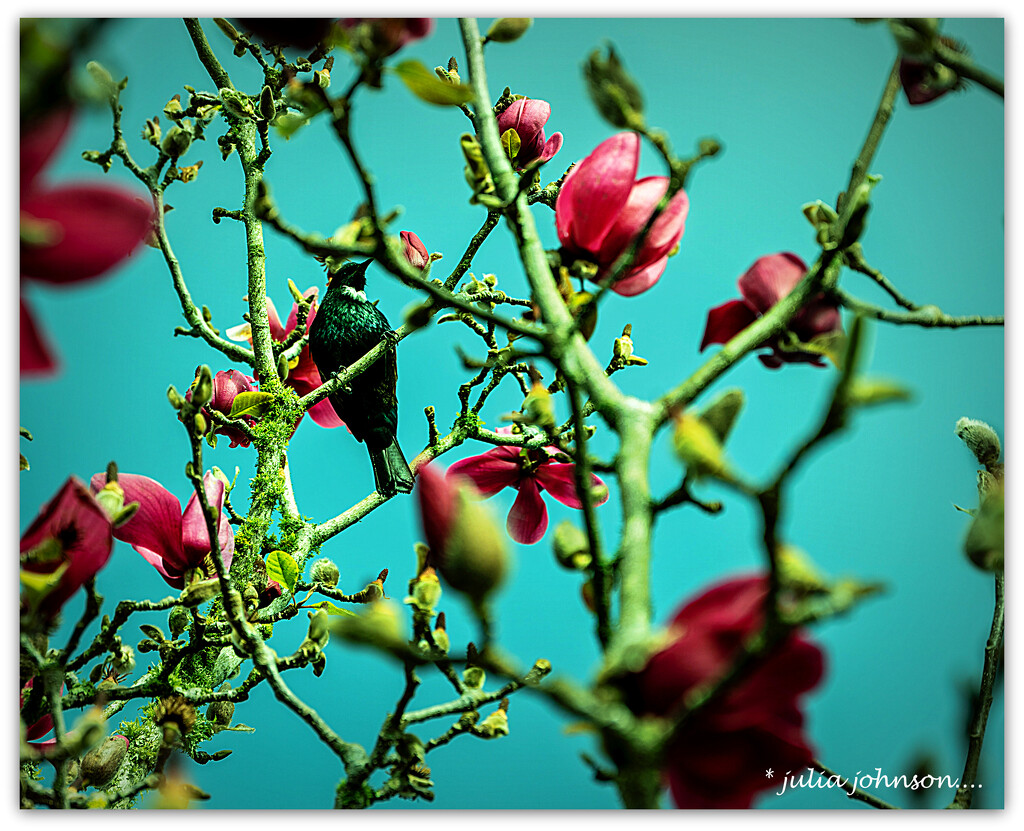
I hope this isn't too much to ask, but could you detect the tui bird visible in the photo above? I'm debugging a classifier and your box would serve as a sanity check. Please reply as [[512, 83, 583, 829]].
[[308, 259, 414, 497]]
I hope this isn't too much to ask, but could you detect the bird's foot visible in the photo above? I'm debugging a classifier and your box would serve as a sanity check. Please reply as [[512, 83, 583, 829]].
[[381, 329, 402, 349]]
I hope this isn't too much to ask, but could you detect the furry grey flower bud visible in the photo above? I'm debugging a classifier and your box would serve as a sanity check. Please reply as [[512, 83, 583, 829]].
[[955, 417, 1001, 468]]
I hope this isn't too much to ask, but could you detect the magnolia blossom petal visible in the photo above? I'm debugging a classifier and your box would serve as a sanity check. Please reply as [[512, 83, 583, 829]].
[[308, 397, 347, 428], [416, 462, 457, 555], [264, 297, 288, 342], [96, 473, 186, 574], [506, 477, 549, 545], [700, 299, 759, 350], [20, 185, 153, 284], [447, 447, 522, 496], [737, 253, 807, 314], [540, 132, 564, 163], [21, 107, 72, 193], [21, 478, 114, 619], [20, 296, 57, 375], [535, 463, 609, 509], [136, 546, 185, 588], [556, 132, 640, 254], [791, 298, 843, 343], [611, 256, 670, 297], [181, 473, 233, 574], [594, 177, 669, 267]]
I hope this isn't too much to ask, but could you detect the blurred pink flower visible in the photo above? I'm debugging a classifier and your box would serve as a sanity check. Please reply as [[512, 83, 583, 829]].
[[20, 108, 153, 375], [401, 231, 430, 270], [556, 132, 689, 296], [90, 472, 233, 589], [340, 18, 433, 56], [634, 575, 825, 808], [497, 98, 563, 171], [185, 368, 258, 448], [20, 477, 114, 621], [446, 434, 608, 545], [700, 252, 842, 368], [227, 286, 344, 429]]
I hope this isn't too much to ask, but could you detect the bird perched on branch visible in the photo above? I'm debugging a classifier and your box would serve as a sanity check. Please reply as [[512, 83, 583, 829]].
[[308, 259, 414, 497]]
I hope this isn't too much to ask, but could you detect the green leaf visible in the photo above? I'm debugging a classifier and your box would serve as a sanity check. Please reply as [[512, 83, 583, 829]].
[[845, 377, 913, 408], [228, 390, 275, 419], [313, 601, 357, 618], [393, 60, 475, 106], [266, 550, 299, 595], [500, 128, 521, 163]]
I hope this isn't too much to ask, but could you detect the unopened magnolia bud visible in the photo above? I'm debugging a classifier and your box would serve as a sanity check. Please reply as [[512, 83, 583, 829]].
[[191, 365, 214, 408], [206, 698, 235, 728], [258, 85, 276, 121], [955, 417, 1001, 468], [86, 61, 117, 102], [192, 412, 208, 437], [432, 616, 450, 654], [965, 486, 1004, 572], [409, 567, 443, 611], [179, 578, 221, 607], [168, 605, 190, 639], [438, 489, 509, 603], [462, 665, 486, 690], [80, 735, 129, 787], [672, 411, 728, 479], [584, 46, 645, 130], [161, 125, 192, 158], [164, 95, 183, 117], [486, 18, 533, 43], [698, 388, 745, 443], [307, 608, 330, 649], [524, 658, 552, 686], [474, 699, 510, 738], [838, 175, 880, 249], [310, 558, 340, 587], [167, 385, 186, 410], [214, 18, 240, 42], [220, 87, 256, 120], [552, 520, 591, 571]]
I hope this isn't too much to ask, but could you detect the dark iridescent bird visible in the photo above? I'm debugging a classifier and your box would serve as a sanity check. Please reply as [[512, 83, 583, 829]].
[[308, 259, 414, 497]]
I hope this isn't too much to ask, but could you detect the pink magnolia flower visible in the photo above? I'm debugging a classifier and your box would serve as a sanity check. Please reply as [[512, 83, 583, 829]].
[[446, 433, 609, 545], [227, 286, 344, 429], [21, 108, 153, 375], [555, 132, 689, 297], [90, 472, 233, 589], [20, 477, 115, 621], [497, 98, 563, 171], [700, 252, 842, 369], [185, 368, 258, 448], [633, 575, 825, 808], [401, 231, 430, 270], [340, 18, 433, 56]]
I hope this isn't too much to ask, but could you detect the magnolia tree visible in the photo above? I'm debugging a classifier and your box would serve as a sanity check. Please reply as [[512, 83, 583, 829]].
[[19, 17, 1004, 810]]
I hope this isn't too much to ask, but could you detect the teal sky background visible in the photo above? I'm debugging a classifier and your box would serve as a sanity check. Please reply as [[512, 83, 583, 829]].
[[19, 17, 1004, 810]]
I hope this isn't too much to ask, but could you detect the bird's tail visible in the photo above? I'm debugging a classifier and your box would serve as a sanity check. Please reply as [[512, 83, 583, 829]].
[[368, 438, 414, 498]]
